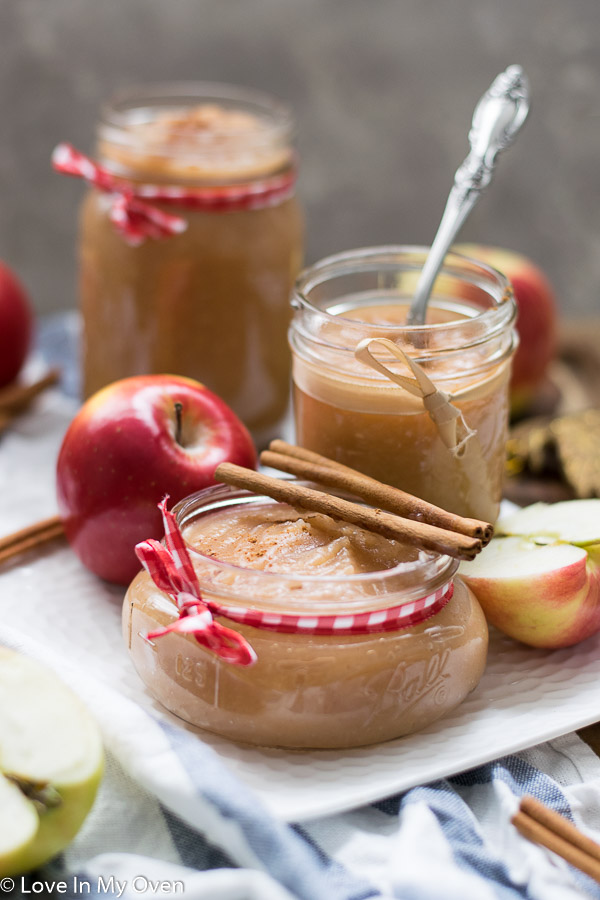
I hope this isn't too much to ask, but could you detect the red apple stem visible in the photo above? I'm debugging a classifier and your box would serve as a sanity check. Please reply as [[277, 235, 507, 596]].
[[174, 401, 183, 446]]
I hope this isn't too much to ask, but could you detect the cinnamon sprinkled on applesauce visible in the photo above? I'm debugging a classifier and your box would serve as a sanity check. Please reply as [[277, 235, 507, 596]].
[[185, 503, 408, 576], [153, 104, 268, 142], [101, 103, 292, 181]]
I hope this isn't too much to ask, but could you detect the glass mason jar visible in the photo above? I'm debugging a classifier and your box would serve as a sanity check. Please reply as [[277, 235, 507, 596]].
[[289, 246, 518, 523], [123, 483, 488, 749], [78, 83, 304, 445]]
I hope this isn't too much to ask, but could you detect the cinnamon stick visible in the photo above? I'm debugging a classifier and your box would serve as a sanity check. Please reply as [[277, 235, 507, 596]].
[[266, 440, 493, 544], [0, 515, 65, 565], [214, 463, 483, 561], [512, 797, 600, 883], [0, 368, 61, 415]]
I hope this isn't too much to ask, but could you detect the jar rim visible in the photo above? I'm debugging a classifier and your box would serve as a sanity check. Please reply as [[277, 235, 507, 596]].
[[291, 244, 516, 347], [98, 80, 295, 156], [172, 482, 458, 613]]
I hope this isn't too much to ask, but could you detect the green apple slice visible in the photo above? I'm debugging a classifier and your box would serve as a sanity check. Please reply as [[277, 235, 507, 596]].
[[497, 500, 600, 546], [0, 649, 104, 876], [0, 776, 39, 862]]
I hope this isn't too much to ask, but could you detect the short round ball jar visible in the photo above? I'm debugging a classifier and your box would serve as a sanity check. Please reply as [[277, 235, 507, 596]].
[[123, 484, 489, 749]]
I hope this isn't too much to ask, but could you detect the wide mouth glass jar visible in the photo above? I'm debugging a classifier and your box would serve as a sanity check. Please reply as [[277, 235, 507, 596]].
[[289, 245, 518, 523], [123, 483, 488, 750], [78, 82, 304, 445]]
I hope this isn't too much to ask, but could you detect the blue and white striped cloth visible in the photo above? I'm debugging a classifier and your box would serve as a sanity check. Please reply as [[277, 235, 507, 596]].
[[4, 626, 600, 900]]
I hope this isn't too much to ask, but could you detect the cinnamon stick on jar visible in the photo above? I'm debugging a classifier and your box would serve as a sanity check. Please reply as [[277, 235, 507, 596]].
[[214, 462, 483, 561], [263, 440, 493, 544]]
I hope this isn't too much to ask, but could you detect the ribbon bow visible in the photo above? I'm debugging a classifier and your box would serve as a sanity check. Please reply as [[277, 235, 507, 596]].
[[52, 143, 188, 246], [135, 498, 257, 667]]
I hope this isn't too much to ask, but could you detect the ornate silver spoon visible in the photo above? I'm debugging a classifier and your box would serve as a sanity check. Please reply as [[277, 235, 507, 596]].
[[406, 65, 530, 326]]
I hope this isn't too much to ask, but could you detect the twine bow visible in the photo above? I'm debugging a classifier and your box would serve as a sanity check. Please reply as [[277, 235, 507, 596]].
[[354, 337, 476, 456], [354, 336, 499, 522], [135, 498, 257, 667]]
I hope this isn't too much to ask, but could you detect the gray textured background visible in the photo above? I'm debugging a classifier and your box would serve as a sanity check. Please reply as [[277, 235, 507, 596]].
[[1, 0, 599, 318]]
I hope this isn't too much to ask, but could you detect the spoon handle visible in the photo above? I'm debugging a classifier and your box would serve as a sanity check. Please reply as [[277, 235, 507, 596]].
[[407, 65, 530, 326]]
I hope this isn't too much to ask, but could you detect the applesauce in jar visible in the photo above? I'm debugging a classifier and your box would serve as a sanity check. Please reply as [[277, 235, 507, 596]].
[[290, 247, 518, 522], [78, 83, 304, 444], [123, 484, 488, 749]]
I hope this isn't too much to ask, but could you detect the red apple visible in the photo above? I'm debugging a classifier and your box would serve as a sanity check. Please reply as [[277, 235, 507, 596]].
[[454, 244, 558, 415], [56, 375, 257, 585], [0, 262, 34, 387], [459, 500, 600, 648]]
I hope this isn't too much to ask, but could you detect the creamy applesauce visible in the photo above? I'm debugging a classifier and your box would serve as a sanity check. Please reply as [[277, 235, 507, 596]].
[[98, 102, 293, 182], [185, 504, 405, 575], [79, 85, 303, 444], [123, 486, 488, 749], [290, 248, 517, 522]]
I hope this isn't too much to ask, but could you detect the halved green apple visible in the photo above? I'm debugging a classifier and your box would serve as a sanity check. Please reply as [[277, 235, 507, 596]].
[[459, 500, 600, 648], [0, 649, 104, 876]]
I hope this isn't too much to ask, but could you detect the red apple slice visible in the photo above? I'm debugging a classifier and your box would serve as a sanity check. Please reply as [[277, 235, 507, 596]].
[[460, 501, 600, 648], [497, 499, 600, 546]]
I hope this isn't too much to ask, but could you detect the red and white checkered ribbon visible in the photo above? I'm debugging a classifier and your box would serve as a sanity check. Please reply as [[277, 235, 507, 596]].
[[136, 498, 257, 667], [135, 498, 454, 667], [52, 142, 297, 247], [220, 580, 454, 635]]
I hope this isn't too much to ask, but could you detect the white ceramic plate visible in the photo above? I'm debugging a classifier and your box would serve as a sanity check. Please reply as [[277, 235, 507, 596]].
[[1, 393, 600, 822]]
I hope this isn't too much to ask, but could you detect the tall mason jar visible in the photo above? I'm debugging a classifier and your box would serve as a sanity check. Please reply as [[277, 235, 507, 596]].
[[78, 83, 304, 445], [289, 246, 518, 523]]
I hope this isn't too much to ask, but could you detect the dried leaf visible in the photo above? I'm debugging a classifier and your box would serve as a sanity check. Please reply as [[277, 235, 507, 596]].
[[506, 417, 555, 477], [550, 409, 600, 498]]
